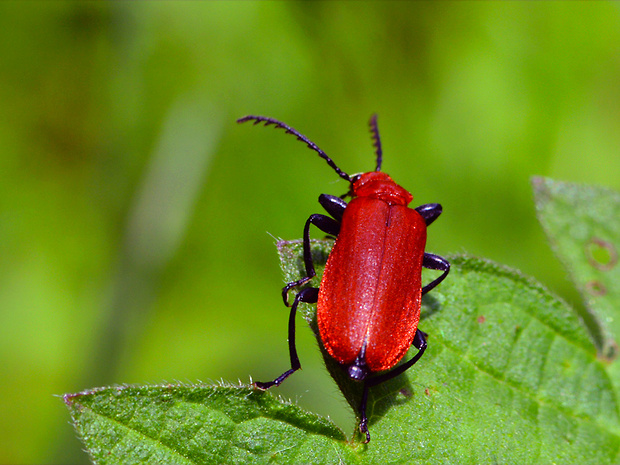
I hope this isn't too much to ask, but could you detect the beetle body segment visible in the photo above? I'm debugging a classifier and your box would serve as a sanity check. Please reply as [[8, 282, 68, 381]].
[[350, 171, 413, 206], [318, 189, 426, 375]]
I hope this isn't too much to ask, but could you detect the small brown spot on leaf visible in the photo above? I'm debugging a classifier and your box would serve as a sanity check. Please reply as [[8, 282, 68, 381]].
[[477, 315, 486, 323], [585, 280, 607, 296], [599, 341, 619, 363]]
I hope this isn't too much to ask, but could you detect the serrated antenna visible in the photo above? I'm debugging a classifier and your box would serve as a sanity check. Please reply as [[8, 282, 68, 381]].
[[368, 114, 383, 172], [237, 115, 351, 182]]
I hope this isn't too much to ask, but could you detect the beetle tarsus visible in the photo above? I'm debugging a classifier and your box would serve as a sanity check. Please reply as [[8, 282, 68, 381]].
[[254, 367, 296, 390], [360, 420, 371, 444]]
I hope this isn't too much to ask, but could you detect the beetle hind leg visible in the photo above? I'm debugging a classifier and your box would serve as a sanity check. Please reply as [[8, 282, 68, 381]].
[[356, 330, 429, 442], [255, 287, 319, 390], [358, 383, 371, 443]]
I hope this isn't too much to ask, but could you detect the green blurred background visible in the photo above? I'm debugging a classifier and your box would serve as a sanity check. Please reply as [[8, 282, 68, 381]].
[[1, 1, 619, 463]]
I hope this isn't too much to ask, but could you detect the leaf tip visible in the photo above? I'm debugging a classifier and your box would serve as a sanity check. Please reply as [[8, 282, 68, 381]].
[[63, 392, 79, 407]]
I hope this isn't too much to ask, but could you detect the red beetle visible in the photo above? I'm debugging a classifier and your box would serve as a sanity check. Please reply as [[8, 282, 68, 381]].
[[238, 115, 449, 442]]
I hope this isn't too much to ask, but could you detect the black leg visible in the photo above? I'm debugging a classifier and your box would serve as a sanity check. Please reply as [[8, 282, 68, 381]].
[[282, 212, 341, 306], [357, 330, 428, 443], [319, 194, 347, 223], [367, 330, 427, 387], [421, 253, 450, 295], [358, 383, 371, 443], [415, 203, 442, 227], [255, 287, 319, 390]]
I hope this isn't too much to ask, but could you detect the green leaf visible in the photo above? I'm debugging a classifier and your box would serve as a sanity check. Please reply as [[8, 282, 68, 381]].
[[64, 383, 358, 465], [532, 177, 620, 360], [66, 243, 620, 464], [278, 243, 620, 463]]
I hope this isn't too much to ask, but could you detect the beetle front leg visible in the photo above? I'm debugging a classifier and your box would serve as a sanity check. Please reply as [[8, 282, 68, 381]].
[[255, 287, 319, 390], [281, 213, 340, 306], [421, 253, 450, 295]]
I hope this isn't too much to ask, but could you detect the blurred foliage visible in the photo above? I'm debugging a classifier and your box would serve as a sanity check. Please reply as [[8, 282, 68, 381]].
[[0, 2, 619, 463]]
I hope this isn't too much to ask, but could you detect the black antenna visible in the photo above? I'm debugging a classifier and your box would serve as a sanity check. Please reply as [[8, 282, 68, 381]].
[[368, 114, 382, 172], [237, 115, 351, 182]]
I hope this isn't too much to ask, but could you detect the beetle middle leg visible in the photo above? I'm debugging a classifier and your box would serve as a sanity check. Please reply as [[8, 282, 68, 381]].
[[255, 287, 319, 390], [421, 253, 450, 295], [357, 329, 428, 443]]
